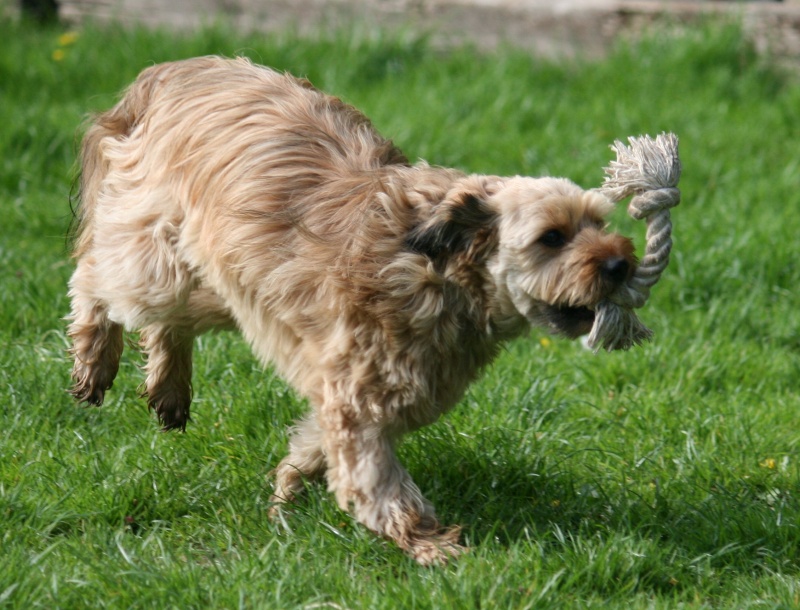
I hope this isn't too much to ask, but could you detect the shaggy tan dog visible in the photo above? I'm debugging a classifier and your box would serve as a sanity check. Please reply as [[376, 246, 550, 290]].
[[67, 56, 636, 564]]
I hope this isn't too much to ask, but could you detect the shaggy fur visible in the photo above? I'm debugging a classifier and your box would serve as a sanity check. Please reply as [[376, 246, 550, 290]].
[[67, 56, 636, 564]]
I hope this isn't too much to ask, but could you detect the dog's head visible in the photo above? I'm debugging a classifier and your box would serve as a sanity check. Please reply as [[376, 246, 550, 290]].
[[406, 175, 636, 338]]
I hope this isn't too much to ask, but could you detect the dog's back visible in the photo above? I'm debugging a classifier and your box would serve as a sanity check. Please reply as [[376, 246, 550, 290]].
[[72, 56, 407, 259]]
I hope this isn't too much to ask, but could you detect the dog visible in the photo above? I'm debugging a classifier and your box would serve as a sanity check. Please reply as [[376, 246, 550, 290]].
[[66, 56, 636, 564]]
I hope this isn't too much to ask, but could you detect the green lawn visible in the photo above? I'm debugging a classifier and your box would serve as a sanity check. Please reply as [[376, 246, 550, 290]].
[[1, 15, 799, 609]]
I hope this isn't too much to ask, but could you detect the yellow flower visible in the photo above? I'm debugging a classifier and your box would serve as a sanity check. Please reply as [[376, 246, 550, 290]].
[[58, 31, 79, 47], [52, 49, 65, 62], [760, 458, 776, 469], [539, 337, 552, 348]]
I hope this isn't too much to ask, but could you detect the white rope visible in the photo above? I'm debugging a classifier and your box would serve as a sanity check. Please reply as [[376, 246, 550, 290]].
[[587, 133, 681, 352]]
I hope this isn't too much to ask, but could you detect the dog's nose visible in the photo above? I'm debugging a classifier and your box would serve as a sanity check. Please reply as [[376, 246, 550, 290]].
[[601, 256, 630, 284]]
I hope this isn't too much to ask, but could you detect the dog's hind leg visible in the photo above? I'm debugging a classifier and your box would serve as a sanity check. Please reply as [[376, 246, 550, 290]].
[[269, 415, 327, 513], [140, 324, 195, 431], [140, 287, 235, 431], [67, 261, 124, 406]]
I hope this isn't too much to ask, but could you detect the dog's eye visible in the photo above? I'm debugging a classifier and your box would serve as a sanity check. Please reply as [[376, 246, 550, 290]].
[[538, 230, 566, 248]]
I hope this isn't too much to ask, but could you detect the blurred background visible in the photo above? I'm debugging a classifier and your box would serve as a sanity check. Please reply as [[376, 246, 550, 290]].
[[12, 0, 800, 64]]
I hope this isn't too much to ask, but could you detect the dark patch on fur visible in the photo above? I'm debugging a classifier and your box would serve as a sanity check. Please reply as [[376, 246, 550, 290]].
[[405, 193, 497, 267]]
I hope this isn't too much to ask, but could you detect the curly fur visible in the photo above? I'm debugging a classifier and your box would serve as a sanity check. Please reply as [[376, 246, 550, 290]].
[[66, 56, 636, 564]]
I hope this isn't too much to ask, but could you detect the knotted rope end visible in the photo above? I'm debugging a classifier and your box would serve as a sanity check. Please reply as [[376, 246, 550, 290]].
[[588, 132, 681, 351], [587, 302, 653, 353], [600, 132, 682, 203]]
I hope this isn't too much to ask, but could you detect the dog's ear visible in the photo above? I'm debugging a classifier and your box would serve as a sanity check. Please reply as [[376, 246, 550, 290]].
[[405, 178, 501, 264]]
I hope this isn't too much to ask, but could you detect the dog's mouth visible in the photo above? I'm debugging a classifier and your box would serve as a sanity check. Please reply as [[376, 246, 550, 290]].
[[542, 304, 596, 338]]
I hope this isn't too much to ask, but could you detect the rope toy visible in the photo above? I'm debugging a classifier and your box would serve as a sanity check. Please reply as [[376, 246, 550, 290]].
[[587, 133, 682, 352]]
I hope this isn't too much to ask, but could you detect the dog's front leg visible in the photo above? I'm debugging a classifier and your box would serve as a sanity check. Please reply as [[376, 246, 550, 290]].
[[321, 405, 464, 565], [269, 415, 327, 511]]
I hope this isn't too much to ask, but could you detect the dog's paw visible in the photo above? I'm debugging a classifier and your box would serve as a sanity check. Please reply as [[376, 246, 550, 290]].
[[405, 526, 466, 566], [267, 493, 296, 521], [70, 364, 116, 406], [146, 394, 190, 431], [267, 500, 288, 523], [69, 380, 108, 406]]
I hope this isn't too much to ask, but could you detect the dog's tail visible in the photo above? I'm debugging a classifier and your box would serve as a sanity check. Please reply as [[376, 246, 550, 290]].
[[70, 63, 168, 259]]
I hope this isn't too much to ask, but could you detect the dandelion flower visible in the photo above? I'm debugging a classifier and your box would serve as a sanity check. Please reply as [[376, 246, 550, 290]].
[[58, 31, 79, 46], [52, 49, 65, 62]]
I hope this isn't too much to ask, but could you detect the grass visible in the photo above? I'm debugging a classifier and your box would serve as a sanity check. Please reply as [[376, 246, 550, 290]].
[[1, 13, 800, 609]]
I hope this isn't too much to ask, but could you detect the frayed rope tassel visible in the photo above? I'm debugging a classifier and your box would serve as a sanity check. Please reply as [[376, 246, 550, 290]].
[[587, 133, 682, 352]]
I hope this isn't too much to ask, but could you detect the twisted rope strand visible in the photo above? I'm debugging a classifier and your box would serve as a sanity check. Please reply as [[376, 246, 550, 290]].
[[587, 133, 681, 352]]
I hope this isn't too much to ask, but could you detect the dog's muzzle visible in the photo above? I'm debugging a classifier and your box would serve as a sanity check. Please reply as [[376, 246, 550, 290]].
[[544, 255, 635, 338]]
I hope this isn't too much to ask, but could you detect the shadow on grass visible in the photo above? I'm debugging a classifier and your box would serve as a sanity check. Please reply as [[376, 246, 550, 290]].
[[404, 429, 800, 580]]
